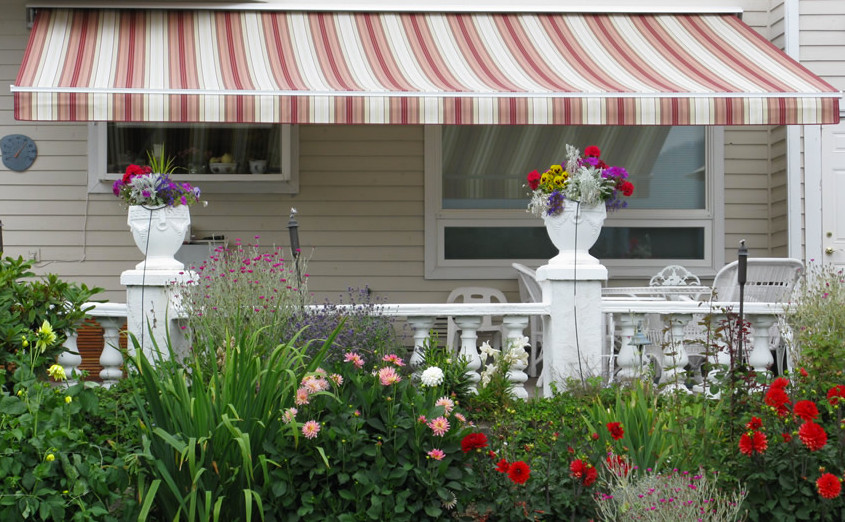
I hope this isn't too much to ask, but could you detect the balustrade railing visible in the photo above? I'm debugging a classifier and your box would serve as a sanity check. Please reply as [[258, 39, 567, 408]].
[[61, 299, 786, 397]]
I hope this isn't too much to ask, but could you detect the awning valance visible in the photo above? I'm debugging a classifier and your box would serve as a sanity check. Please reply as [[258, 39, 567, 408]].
[[12, 8, 841, 125]]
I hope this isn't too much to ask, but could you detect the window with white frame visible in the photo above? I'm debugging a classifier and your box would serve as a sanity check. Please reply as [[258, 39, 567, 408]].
[[88, 123, 298, 194], [424, 125, 724, 279]]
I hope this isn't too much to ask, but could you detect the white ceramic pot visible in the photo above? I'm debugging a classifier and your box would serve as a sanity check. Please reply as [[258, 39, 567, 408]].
[[542, 202, 606, 265], [127, 205, 190, 270]]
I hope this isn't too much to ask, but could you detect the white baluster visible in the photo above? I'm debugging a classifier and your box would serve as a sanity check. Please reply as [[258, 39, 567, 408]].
[[454, 316, 482, 393], [748, 314, 776, 374], [614, 314, 641, 380], [99, 317, 124, 388], [501, 316, 529, 399], [661, 313, 691, 389], [406, 316, 435, 369], [57, 332, 82, 385]]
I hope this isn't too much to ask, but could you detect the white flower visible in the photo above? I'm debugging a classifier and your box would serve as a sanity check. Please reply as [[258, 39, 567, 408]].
[[479, 341, 500, 361], [420, 366, 445, 387]]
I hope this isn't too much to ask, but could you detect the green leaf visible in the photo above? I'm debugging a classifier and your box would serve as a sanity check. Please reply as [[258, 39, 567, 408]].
[[424, 505, 443, 518], [0, 396, 26, 416]]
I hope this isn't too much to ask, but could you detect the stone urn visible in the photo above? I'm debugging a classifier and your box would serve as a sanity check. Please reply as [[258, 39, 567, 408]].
[[542, 202, 606, 266], [127, 205, 190, 270]]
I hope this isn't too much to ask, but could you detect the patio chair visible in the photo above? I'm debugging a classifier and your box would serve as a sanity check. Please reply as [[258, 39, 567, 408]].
[[512, 263, 543, 378], [711, 257, 803, 374], [646, 265, 706, 354], [649, 264, 702, 287], [445, 287, 507, 356]]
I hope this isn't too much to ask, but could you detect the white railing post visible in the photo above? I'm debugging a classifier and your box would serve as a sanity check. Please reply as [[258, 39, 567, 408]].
[[99, 316, 125, 387], [454, 316, 482, 393], [501, 316, 530, 399], [614, 313, 643, 380], [748, 314, 776, 374], [406, 316, 435, 369], [58, 332, 82, 385]]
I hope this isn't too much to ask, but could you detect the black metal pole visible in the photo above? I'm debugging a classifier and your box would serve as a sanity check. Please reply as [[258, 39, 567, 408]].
[[287, 208, 301, 292], [737, 239, 748, 363], [0, 220, 4, 254]]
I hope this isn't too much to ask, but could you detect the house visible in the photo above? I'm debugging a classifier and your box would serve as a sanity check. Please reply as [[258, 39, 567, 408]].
[[1, 0, 843, 313]]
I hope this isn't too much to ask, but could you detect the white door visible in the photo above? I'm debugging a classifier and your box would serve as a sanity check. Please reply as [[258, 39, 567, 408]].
[[821, 122, 845, 270]]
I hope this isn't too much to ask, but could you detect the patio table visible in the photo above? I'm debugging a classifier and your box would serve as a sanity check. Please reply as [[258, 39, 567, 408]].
[[601, 285, 712, 301]]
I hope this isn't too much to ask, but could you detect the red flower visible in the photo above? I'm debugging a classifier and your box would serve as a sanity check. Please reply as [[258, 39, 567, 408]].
[[798, 421, 828, 451], [618, 181, 634, 197], [591, 432, 599, 441], [496, 458, 510, 474], [605, 454, 630, 476], [606, 422, 624, 440], [461, 432, 488, 453], [507, 460, 531, 485], [739, 431, 768, 456], [745, 416, 763, 430], [122, 164, 150, 184], [771, 377, 790, 389], [584, 145, 601, 158], [583, 466, 598, 487], [782, 433, 793, 443], [764, 386, 791, 416], [793, 400, 819, 422], [816, 472, 842, 499], [527, 170, 541, 190], [799, 367, 809, 377], [827, 385, 845, 405], [487, 450, 497, 460], [569, 459, 587, 479]]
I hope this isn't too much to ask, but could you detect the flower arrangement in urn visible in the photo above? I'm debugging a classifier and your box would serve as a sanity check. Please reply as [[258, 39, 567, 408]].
[[526, 145, 634, 217], [112, 150, 203, 208]]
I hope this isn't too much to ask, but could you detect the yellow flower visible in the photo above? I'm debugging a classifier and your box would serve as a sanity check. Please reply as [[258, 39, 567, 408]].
[[65, 396, 72, 404], [540, 172, 554, 185], [36, 320, 57, 353], [549, 164, 563, 175], [45, 453, 55, 462], [553, 175, 568, 187], [47, 364, 67, 381]]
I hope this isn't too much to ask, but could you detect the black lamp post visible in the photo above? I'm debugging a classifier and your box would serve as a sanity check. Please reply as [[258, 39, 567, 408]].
[[287, 208, 301, 291], [737, 239, 748, 362], [0, 220, 4, 254]]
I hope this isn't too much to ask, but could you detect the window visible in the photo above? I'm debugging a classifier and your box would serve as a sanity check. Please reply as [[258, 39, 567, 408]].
[[425, 126, 724, 279], [88, 123, 298, 194]]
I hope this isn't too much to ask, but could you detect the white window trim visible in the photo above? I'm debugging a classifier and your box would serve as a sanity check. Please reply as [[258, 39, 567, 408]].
[[424, 126, 725, 280], [87, 123, 299, 194]]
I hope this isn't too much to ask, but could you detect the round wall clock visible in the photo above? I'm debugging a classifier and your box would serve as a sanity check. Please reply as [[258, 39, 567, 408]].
[[1, 134, 38, 171]]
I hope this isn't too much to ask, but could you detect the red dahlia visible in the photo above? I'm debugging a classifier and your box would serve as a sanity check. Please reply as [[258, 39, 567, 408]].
[[739, 431, 768, 456], [827, 385, 845, 406], [461, 432, 488, 453], [569, 459, 587, 479], [793, 400, 819, 422], [745, 416, 763, 430], [583, 466, 598, 487], [798, 421, 828, 451], [507, 460, 531, 485], [764, 386, 791, 416], [816, 472, 842, 499], [496, 458, 510, 474], [606, 422, 624, 440]]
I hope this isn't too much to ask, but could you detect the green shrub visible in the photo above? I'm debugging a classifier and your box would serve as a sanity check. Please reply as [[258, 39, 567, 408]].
[[0, 255, 102, 384]]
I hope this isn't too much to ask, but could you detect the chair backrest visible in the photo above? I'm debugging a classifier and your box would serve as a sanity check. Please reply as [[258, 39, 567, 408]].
[[511, 263, 542, 304], [712, 258, 803, 302], [446, 286, 508, 306], [649, 265, 701, 287]]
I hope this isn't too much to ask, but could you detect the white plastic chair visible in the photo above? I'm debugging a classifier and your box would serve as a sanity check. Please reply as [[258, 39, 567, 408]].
[[512, 263, 543, 378], [711, 257, 803, 374], [445, 287, 507, 355]]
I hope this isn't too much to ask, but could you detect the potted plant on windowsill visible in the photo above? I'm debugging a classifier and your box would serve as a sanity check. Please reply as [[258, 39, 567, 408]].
[[525, 145, 634, 266], [112, 149, 205, 271]]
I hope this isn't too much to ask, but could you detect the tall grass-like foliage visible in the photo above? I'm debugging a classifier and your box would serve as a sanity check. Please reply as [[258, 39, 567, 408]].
[[177, 238, 305, 364], [128, 323, 333, 522], [786, 263, 845, 387]]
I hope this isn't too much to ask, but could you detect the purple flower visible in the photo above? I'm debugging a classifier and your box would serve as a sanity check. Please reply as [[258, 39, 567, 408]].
[[604, 166, 629, 179], [112, 180, 123, 196]]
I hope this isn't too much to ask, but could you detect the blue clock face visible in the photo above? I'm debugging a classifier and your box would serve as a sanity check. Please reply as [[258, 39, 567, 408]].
[[1, 134, 38, 172]]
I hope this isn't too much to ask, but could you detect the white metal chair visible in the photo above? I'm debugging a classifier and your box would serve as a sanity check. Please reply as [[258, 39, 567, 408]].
[[649, 265, 702, 287], [512, 263, 543, 378], [711, 257, 803, 374], [646, 265, 706, 352], [445, 287, 507, 355]]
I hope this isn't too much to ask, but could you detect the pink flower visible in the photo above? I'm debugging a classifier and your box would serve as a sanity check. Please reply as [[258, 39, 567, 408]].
[[427, 416, 450, 436], [302, 420, 320, 439], [382, 354, 406, 366], [417, 415, 427, 424], [344, 352, 365, 369], [435, 396, 455, 414], [378, 366, 402, 386], [294, 387, 310, 405], [282, 407, 297, 424], [427, 449, 445, 461], [330, 373, 343, 386]]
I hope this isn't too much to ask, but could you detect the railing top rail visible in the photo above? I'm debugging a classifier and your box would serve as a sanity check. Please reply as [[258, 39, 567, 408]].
[[601, 299, 785, 315], [306, 302, 549, 317], [85, 302, 128, 317]]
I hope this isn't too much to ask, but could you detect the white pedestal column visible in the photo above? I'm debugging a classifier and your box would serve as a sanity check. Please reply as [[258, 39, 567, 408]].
[[536, 263, 608, 396], [120, 269, 193, 364]]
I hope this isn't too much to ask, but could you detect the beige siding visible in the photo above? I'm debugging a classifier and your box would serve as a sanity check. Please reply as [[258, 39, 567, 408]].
[[800, 0, 845, 91]]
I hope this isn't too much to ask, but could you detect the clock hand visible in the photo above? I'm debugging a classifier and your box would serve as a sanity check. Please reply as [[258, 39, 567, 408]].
[[13, 145, 25, 158]]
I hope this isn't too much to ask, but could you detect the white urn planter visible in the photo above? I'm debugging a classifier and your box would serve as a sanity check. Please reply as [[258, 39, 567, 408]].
[[542, 202, 606, 265], [127, 205, 190, 270]]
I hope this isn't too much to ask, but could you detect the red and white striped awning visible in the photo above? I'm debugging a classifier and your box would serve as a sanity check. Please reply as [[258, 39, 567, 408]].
[[12, 8, 840, 125]]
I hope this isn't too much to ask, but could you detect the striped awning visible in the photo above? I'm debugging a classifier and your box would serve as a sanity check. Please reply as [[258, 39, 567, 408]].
[[12, 8, 841, 125]]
